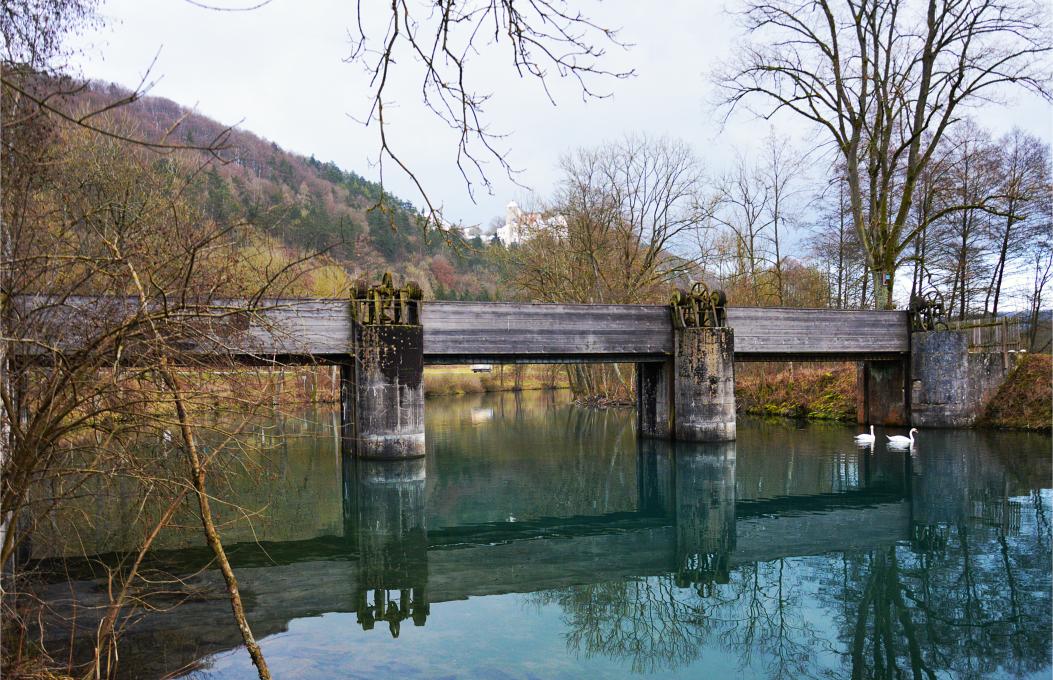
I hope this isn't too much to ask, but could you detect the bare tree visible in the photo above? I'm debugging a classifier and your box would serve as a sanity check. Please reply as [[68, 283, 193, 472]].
[[925, 121, 1001, 320], [346, 1, 633, 230], [509, 135, 705, 399], [707, 132, 805, 306], [511, 134, 704, 305], [711, 154, 773, 303], [1024, 235, 1053, 352], [906, 135, 953, 304], [760, 133, 808, 305], [0, 111, 311, 677], [900, 122, 1052, 322], [809, 172, 869, 309], [0, 14, 331, 666], [984, 130, 1052, 318], [719, 0, 1051, 308]]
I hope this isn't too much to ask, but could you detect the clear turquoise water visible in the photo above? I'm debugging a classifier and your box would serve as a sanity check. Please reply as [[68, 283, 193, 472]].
[[36, 390, 1053, 679]]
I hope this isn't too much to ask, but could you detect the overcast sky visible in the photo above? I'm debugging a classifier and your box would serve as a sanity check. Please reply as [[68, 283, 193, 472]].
[[73, 0, 1052, 229]]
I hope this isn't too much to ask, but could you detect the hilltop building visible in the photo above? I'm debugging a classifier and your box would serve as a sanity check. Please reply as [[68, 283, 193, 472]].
[[495, 201, 567, 245], [443, 218, 483, 241]]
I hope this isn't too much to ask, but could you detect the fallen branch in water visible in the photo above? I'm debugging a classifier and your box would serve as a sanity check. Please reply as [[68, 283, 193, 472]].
[[574, 395, 634, 409]]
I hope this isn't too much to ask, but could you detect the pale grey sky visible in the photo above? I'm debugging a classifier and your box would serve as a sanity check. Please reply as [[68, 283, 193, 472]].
[[74, 0, 1052, 229]]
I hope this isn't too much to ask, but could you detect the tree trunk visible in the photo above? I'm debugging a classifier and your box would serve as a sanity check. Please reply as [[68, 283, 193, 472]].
[[161, 366, 272, 680], [872, 266, 894, 310], [860, 264, 870, 308], [990, 209, 1015, 318], [837, 188, 847, 308]]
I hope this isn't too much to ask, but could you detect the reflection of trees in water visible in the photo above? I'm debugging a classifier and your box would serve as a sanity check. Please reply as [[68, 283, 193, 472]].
[[532, 498, 1051, 678], [426, 393, 639, 524], [715, 559, 820, 679], [29, 408, 346, 557], [828, 513, 1052, 678], [546, 405, 635, 510], [529, 577, 708, 674], [529, 557, 824, 677]]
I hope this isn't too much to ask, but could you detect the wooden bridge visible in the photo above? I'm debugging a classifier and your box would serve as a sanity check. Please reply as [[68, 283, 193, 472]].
[[18, 291, 1008, 457], [181, 299, 910, 364], [11, 296, 910, 364]]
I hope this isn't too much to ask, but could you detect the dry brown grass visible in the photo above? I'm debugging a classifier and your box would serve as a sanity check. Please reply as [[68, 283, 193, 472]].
[[736, 363, 857, 421], [424, 365, 569, 396], [176, 365, 570, 406], [187, 367, 340, 406], [980, 354, 1052, 431]]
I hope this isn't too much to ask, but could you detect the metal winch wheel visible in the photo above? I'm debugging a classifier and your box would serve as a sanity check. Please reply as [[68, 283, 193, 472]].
[[671, 282, 727, 329], [908, 291, 948, 332], [351, 272, 423, 326]]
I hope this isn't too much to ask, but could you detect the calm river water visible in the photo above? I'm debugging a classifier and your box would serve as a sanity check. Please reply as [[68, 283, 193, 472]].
[[34, 390, 1052, 679]]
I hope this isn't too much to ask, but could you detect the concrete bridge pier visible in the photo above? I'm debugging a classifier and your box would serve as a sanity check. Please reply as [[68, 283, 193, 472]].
[[637, 309, 737, 442], [856, 359, 909, 426], [910, 329, 1017, 428], [672, 326, 737, 442], [341, 276, 426, 459]]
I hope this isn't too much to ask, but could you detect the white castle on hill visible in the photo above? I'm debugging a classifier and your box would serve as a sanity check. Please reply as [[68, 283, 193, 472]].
[[441, 217, 482, 240], [495, 201, 566, 245]]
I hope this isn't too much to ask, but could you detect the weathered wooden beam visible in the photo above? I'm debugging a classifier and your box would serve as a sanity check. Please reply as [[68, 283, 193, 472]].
[[11, 296, 911, 364]]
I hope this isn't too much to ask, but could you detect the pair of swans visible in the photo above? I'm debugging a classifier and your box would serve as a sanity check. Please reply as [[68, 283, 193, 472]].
[[855, 425, 918, 448]]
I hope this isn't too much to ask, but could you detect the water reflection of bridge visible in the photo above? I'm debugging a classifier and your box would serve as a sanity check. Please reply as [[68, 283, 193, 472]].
[[36, 404, 1051, 679], [345, 440, 911, 635]]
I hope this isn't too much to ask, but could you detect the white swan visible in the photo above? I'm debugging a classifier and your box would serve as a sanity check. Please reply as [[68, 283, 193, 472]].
[[886, 428, 918, 448], [854, 425, 876, 444]]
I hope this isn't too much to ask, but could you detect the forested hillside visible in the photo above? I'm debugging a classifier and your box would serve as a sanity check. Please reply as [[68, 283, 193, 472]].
[[78, 79, 508, 300]]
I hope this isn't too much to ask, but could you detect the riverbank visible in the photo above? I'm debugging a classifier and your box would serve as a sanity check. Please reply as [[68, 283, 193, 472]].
[[735, 356, 1052, 432], [182, 364, 570, 407], [735, 364, 857, 421], [424, 365, 569, 396], [979, 354, 1052, 431]]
